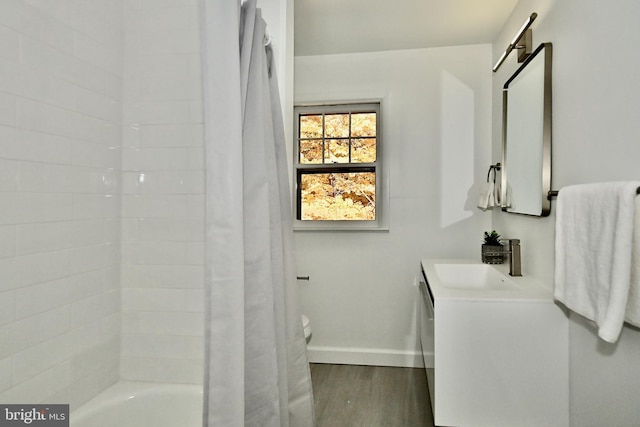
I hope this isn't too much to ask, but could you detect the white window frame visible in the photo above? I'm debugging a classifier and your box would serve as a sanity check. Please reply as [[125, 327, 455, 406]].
[[293, 101, 387, 231]]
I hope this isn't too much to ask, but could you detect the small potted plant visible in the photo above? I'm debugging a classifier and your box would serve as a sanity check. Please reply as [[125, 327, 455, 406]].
[[482, 230, 504, 264]]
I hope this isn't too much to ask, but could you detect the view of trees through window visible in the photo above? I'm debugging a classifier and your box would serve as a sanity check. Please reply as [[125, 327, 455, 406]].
[[296, 107, 378, 221]]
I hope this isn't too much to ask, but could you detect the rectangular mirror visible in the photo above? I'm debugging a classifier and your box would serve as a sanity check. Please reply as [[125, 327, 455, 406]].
[[501, 42, 552, 216]]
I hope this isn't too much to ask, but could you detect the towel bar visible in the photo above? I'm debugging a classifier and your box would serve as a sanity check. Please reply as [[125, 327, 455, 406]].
[[548, 187, 640, 200]]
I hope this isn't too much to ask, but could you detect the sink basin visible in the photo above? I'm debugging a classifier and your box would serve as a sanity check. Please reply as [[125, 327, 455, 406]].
[[432, 263, 519, 290], [422, 259, 553, 301]]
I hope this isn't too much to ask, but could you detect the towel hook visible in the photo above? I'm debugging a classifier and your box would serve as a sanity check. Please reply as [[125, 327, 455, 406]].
[[486, 163, 501, 183]]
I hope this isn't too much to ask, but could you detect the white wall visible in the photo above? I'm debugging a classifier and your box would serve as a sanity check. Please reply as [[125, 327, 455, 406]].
[[0, 0, 123, 409], [492, 1, 640, 425], [295, 46, 493, 366]]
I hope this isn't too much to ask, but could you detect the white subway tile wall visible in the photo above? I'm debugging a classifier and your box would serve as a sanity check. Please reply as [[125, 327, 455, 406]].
[[0, 0, 123, 408], [0, 0, 205, 405], [121, 0, 205, 384]]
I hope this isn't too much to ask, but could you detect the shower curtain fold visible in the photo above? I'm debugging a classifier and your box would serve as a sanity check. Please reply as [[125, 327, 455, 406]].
[[200, 0, 315, 426]]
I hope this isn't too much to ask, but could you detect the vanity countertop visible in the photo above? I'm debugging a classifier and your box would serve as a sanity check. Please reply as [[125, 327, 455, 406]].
[[421, 258, 554, 302]]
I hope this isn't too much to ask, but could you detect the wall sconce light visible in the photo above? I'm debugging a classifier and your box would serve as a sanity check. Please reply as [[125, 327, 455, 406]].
[[492, 13, 538, 72]]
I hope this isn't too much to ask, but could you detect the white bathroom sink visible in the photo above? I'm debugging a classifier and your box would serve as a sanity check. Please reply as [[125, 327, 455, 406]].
[[422, 259, 552, 301], [431, 263, 519, 290]]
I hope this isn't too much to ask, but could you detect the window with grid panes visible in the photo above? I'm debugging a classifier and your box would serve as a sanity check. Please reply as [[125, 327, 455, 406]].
[[294, 103, 382, 228]]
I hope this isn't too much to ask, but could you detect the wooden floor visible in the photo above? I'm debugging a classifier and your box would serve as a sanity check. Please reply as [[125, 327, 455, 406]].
[[310, 364, 435, 427]]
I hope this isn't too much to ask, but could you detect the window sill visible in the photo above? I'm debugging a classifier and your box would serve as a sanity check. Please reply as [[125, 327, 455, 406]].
[[293, 222, 389, 232]]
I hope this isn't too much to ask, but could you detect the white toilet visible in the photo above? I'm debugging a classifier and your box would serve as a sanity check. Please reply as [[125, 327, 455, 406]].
[[301, 314, 312, 343]]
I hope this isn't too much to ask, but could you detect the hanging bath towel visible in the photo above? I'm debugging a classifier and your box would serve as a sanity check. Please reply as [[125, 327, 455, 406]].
[[554, 181, 640, 343]]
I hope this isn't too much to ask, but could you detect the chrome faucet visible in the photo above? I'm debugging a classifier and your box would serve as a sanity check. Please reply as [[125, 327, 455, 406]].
[[501, 238, 522, 277]]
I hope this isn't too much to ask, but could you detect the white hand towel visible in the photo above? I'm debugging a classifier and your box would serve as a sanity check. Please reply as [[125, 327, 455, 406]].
[[478, 166, 501, 211], [494, 176, 503, 206], [477, 181, 495, 211], [494, 178, 512, 208], [554, 181, 640, 343]]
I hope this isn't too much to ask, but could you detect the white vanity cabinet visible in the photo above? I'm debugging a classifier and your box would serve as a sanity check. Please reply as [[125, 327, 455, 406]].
[[418, 275, 435, 407], [419, 259, 569, 427]]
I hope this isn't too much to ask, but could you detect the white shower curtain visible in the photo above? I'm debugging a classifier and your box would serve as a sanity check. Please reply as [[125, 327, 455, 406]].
[[200, 0, 315, 426]]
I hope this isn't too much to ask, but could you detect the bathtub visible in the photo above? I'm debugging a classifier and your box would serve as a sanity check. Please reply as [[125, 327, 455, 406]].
[[70, 382, 203, 427]]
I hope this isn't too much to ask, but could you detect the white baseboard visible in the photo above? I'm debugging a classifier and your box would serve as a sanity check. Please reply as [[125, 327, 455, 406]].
[[306, 345, 425, 368]]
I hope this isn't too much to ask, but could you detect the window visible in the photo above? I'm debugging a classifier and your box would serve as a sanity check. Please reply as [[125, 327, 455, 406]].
[[294, 102, 383, 229]]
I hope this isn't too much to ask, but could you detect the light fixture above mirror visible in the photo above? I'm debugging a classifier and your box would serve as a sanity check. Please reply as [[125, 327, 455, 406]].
[[492, 13, 538, 73]]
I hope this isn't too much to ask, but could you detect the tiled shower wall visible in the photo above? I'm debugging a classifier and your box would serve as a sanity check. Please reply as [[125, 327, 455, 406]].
[[0, 0, 123, 408], [0, 0, 206, 400], [120, 0, 205, 383]]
